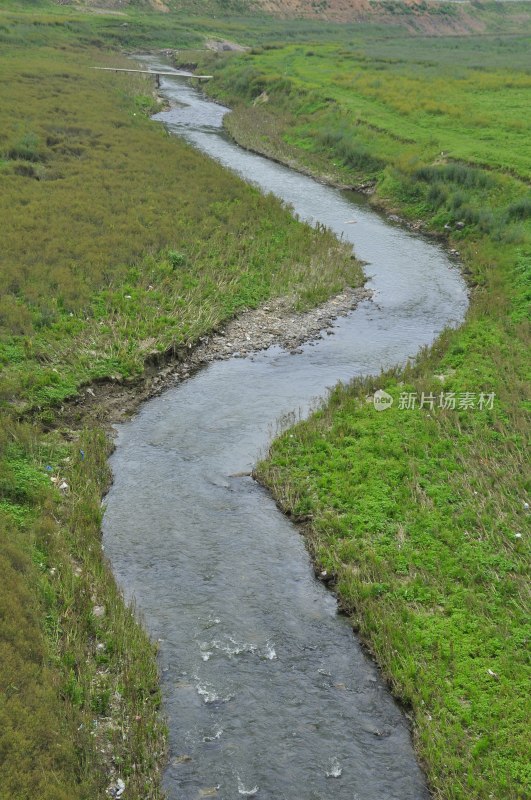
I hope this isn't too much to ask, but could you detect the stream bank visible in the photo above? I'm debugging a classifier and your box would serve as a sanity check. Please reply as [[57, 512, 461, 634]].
[[187, 50, 531, 800], [65, 286, 370, 429], [101, 59, 467, 800], [182, 78, 468, 257]]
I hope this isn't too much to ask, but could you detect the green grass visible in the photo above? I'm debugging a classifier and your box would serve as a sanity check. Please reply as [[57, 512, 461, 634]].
[[257, 351, 530, 799], [0, 8, 363, 799], [0, 43, 359, 412], [195, 36, 531, 177], [196, 32, 531, 800], [0, 424, 166, 799], [1, 2, 530, 798]]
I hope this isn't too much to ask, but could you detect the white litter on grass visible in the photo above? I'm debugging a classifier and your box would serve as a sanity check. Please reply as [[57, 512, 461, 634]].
[[107, 778, 125, 798]]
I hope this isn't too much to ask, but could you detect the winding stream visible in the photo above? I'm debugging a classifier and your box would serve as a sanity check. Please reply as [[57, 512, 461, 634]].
[[102, 60, 468, 800]]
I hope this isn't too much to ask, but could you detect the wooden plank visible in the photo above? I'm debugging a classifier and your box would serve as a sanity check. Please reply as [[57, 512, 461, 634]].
[[92, 66, 212, 79]]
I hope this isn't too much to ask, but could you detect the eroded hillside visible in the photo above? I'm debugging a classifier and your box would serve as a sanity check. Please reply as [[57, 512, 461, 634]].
[[59, 0, 531, 35]]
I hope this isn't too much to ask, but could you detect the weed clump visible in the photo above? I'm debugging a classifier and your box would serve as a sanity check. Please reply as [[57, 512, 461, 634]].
[[414, 163, 494, 189]]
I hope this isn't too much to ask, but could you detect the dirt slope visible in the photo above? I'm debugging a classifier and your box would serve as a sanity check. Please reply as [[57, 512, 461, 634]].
[[255, 0, 484, 32], [62, 0, 530, 35]]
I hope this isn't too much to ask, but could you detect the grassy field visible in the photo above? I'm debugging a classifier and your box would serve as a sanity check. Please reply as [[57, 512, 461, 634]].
[[0, 48, 356, 411], [1, 1, 530, 798], [193, 32, 531, 800], [0, 0, 399, 52], [195, 35, 531, 175], [0, 7, 364, 798]]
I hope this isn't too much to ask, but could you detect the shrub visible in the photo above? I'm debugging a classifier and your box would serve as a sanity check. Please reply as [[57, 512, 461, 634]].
[[450, 190, 466, 210], [318, 127, 384, 174], [6, 132, 44, 163], [167, 250, 186, 269], [414, 163, 494, 189], [427, 183, 447, 208], [505, 196, 531, 221]]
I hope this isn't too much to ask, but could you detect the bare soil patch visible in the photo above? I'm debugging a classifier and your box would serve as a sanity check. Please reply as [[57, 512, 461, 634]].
[[62, 287, 371, 430]]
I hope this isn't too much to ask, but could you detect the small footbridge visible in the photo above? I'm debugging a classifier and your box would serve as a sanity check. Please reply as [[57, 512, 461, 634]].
[[92, 66, 212, 87]]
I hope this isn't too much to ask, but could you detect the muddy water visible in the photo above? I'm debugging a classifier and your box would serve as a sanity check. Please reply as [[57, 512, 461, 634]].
[[102, 61, 468, 799]]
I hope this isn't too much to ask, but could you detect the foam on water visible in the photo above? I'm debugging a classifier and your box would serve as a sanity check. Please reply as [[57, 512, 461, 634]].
[[196, 683, 218, 704], [195, 682, 233, 705], [326, 757, 343, 779], [212, 636, 257, 658], [263, 642, 277, 660], [202, 728, 224, 743], [237, 777, 259, 796]]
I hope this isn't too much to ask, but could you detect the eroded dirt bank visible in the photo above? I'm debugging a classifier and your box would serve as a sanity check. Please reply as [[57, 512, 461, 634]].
[[67, 285, 370, 429]]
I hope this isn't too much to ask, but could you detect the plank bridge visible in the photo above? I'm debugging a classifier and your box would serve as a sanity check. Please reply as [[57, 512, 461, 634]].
[[92, 66, 212, 87]]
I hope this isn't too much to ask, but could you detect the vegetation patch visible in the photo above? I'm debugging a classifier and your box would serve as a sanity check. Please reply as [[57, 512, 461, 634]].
[[1, 2, 529, 798], [0, 6, 362, 798], [197, 32, 531, 800]]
